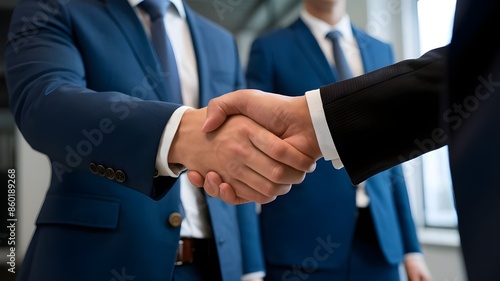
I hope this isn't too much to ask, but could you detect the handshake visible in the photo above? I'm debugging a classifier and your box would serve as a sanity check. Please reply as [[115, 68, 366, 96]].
[[168, 89, 323, 205]]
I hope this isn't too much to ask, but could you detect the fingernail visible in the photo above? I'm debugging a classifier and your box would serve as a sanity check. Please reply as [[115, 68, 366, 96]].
[[309, 162, 317, 172], [207, 173, 217, 186]]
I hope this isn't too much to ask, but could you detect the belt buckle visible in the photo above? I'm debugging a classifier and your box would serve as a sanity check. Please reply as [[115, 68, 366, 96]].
[[175, 239, 184, 266]]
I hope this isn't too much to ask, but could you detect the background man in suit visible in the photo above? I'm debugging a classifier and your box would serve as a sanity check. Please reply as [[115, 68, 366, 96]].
[[245, 0, 429, 280], [189, 0, 500, 279], [5, 0, 315, 279]]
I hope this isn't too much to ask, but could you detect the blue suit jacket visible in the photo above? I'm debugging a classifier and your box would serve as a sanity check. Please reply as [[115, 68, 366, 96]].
[[5, 0, 263, 280], [246, 19, 421, 270]]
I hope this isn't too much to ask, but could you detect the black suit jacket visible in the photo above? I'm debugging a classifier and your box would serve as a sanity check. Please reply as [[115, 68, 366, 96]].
[[319, 0, 500, 279]]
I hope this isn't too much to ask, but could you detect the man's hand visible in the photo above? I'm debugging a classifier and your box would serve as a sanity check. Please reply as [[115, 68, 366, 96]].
[[186, 90, 322, 203], [169, 107, 316, 204], [404, 255, 432, 281], [202, 90, 321, 159]]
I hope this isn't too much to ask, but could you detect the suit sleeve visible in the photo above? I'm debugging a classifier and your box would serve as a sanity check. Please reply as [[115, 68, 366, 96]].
[[5, 0, 179, 199], [319, 47, 448, 184]]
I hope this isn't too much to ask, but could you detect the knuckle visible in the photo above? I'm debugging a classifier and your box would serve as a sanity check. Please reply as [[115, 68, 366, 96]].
[[228, 142, 251, 159], [267, 139, 287, 160], [260, 180, 277, 197], [226, 160, 244, 178], [269, 164, 286, 183]]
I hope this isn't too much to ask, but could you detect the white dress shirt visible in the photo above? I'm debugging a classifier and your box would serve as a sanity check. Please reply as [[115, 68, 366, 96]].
[[134, 2, 267, 277], [130, 0, 212, 239], [301, 9, 364, 77]]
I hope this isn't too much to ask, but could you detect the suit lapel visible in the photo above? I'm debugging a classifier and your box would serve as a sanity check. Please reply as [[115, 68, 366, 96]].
[[291, 19, 338, 84], [352, 27, 376, 73], [184, 5, 211, 108], [103, 0, 168, 100]]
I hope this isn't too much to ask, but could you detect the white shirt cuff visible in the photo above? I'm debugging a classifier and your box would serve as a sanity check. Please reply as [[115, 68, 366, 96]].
[[404, 252, 424, 260], [155, 106, 192, 177], [242, 271, 265, 281], [305, 89, 344, 169]]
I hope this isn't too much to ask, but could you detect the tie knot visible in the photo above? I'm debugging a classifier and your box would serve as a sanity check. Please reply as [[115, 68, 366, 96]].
[[139, 0, 169, 21], [326, 30, 342, 41]]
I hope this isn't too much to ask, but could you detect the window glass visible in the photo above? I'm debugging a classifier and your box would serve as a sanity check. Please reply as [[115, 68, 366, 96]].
[[417, 0, 457, 228]]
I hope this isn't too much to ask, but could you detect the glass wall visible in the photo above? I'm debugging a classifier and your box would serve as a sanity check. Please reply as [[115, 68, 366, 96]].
[[417, 0, 458, 228]]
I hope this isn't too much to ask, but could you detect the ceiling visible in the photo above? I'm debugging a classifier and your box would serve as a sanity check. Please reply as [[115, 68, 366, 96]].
[[0, 0, 302, 35], [0, 0, 302, 73], [185, 0, 301, 34]]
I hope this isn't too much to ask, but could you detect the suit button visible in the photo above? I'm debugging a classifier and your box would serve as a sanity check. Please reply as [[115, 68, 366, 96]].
[[89, 163, 98, 174], [153, 168, 159, 178], [115, 170, 126, 183], [105, 168, 115, 180], [168, 212, 183, 228], [97, 165, 106, 176]]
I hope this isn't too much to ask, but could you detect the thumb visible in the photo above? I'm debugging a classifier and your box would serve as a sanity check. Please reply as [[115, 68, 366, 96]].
[[201, 90, 251, 132]]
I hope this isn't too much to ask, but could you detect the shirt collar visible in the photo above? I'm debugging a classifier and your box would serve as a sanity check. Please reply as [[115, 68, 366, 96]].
[[301, 8, 354, 43], [129, 0, 186, 18]]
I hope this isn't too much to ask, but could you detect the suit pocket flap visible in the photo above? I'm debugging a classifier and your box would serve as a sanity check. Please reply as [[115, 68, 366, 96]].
[[36, 194, 120, 229]]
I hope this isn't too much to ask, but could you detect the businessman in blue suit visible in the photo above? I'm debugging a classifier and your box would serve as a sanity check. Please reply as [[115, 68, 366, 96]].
[[2, 0, 321, 279], [245, 0, 430, 280]]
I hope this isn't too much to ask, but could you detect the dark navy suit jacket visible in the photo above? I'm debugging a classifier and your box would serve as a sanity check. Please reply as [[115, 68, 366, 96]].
[[246, 18, 421, 271], [5, 0, 263, 280], [319, 0, 500, 279]]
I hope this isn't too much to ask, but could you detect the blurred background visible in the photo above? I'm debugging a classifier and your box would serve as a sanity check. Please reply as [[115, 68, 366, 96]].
[[0, 0, 464, 280]]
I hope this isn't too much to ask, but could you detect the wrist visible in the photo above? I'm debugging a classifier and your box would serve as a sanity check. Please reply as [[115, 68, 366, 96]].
[[168, 108, 205, 167], [404, 252, 424, 261]]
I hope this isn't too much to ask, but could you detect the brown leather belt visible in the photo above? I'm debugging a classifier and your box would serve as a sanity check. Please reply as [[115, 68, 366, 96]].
[[175, 238, 217, 265]]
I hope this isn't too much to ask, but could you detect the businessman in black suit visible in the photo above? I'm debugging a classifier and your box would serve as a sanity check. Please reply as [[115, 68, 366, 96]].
[[188, 0, 500, 280]]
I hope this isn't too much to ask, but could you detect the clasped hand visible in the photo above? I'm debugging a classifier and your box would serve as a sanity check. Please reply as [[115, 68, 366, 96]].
[[176, 89, 322, 204]]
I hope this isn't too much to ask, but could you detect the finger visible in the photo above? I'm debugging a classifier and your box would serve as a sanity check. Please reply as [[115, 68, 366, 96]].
[[202, 90, 260, 133], [213, 131, 296, 196], [224, 153, 294, 197], [223, 158, 291, 200], [220, 180, 277, 205], [202, 171, 223, 198], [239, 123, 311, 184], [203, 173, 253, 205], [249, 125, 316, 173], [406, 271, 421, 281], [219, 182, 249, 205], [186, 171, 205, 187], [206, 170, 284, 204]]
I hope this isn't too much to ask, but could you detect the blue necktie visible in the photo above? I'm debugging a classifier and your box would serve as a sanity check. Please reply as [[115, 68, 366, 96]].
[[139, 0, 183, 104], [326, 30, 354, 81]]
